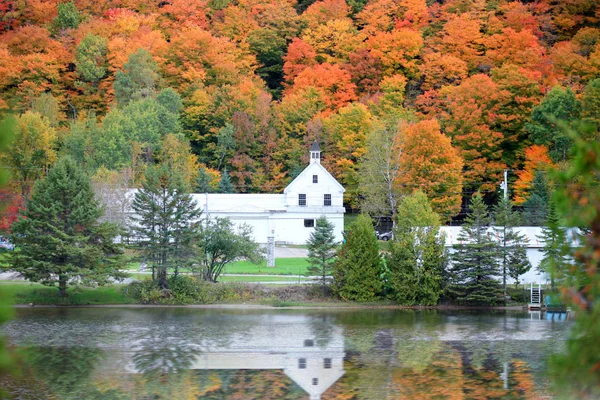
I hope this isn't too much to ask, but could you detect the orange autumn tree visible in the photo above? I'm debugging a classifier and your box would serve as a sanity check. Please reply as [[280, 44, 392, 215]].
[[418, 52, 468, 91], [302, 18, 365, 64], [365, 28, 423, 78], [282, 38, 317, 83], [396, 119, 464, 220], [355, 0, 401, 36], [513, 144, 555, 205], [439, 74, 507, 192], [286, 63, 357, 113], [301, 0, 350, 30]]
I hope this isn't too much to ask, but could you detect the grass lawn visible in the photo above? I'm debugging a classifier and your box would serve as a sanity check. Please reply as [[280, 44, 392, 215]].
[[125, 258, 310, 276], [0, 282, 136, 305], [127, 274, 311, 283], [223, 258, 310, 275], [128, 258, 311, 275], [220, 275, 311, 283]]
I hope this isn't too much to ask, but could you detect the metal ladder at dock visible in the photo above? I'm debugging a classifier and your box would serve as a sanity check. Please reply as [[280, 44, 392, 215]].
[[529, 283, 542, 310]]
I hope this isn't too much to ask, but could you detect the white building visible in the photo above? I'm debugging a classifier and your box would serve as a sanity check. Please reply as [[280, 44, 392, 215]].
[[194, 141, 345, 245], [440, 226, 582, 285]]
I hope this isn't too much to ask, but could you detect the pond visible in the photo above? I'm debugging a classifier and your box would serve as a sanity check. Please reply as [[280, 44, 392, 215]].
[[1, 307, 572, 399]]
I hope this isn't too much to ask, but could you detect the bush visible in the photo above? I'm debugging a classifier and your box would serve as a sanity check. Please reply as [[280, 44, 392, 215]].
[[507, 286, 529, 304], [123, 278, 336, 305]]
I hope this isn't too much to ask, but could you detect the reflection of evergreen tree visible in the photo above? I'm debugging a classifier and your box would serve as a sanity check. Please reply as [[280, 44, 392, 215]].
[[25, 346, 124, 399], [132, 333, 199, 376]]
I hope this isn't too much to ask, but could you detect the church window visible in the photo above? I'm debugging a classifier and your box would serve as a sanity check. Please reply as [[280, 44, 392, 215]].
[[299, 194, 306, 206], [324, 358, 332, 369], [324, 194, 331, 206], [313, 175, 318, 183], [304, 219, 315, 228], [299, 358, 306, 369], [304, 339, 314, 347], [312, 378, 319, 385]]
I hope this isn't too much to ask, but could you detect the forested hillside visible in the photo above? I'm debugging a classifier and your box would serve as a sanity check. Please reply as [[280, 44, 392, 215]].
[[0, 0, 599, 223]]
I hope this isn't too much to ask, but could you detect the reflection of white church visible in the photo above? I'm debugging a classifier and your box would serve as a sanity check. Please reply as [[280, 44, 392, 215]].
[[193, 141, 346, 245], [126, 314, 346, 400]]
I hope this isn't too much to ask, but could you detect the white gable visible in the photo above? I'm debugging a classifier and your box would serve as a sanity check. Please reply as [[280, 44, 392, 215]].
[[284, 162, 345, 195]]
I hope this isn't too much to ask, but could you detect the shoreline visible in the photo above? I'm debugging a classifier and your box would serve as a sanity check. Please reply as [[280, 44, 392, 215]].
[[11, 303, 529, 311]]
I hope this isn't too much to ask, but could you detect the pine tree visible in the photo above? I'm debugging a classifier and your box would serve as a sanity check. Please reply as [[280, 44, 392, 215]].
[[130, 164, 202, 289], [450, 194, 503, 305], [306, 216, 338, 294], [196, 167, 213, 193], [508, 246, 531, 288], [537, 200, 568, 291], [493, 196, 531, 296], [332, 214, 382, 302], [522, 171, 549, 226], [387, 191, 446, 305], [8, 157, 126, 297], [218, 169, 235, 193]]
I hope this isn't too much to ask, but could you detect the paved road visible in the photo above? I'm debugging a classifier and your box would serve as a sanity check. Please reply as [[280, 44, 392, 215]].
[[273, 246, 308, 258]]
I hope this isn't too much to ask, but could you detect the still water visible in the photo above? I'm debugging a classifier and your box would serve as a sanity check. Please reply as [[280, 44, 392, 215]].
[[1, 307, 572, 399]]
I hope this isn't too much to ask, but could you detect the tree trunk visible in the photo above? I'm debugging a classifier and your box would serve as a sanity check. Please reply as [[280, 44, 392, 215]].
[[157, 267, 168, 289], [58, 275, 68, 297]]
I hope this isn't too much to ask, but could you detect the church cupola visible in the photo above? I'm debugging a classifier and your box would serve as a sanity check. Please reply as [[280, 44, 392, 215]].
[[309, 140, 321, 164]]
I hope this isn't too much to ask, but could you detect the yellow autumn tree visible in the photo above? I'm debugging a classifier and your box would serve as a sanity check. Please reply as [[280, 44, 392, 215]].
[[1, 111, 57, 196]]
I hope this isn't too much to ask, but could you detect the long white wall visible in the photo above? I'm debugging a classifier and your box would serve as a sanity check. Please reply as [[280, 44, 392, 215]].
[[192, 193, 345, 245]]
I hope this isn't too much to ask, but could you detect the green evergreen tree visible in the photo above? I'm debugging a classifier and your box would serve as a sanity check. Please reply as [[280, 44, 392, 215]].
[[449, 193, 503, 305], [196, 167, 214, 193], [387, 191, 446, 305], [114, 49, 159, 107], [75, 34, 108, 85], [526, 86, 582, 163], [537, 200, 569, 291], [52, 1, 80, 33], [218, 169, 235, 193], [581, 78, 600, 134], [130, 164, 202, 289], [508, 246, 531, 288], [306, 216, 338, 294], [522, 170, 549, 226], [332, 214, 382, 302], [8, 157, 126, 297], [493, 196, 531, 296]]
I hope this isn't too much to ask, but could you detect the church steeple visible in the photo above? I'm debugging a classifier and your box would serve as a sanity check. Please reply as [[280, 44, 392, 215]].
[[309, 140, 321, 164]]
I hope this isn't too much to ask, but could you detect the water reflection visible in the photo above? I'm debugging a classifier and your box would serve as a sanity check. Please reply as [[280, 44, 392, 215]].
[[1, 308, 572, 399]]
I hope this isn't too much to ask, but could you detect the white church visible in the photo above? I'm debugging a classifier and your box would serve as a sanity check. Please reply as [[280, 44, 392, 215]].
[[192, 141, 346, 245]]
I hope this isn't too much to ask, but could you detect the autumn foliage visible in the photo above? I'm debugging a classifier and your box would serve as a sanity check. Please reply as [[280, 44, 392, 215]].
[[0, 0, 597, 218]]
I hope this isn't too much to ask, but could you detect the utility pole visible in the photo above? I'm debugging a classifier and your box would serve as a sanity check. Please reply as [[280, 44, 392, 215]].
[[500, 169, 508, 200], [499, 169, 509, 298]]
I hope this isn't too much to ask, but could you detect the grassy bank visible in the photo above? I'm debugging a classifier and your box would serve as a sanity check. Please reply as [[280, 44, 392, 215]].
[[0, 282, 137, 305], [0, 280, 531, 307]]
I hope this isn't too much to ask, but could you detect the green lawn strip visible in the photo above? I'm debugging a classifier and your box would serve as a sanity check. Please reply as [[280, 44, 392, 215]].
[[123, 258, 311, 275], [0, 282, 136, 305], [125, 274, 311, 283], [219, 275, 311, 283], [223, 258, 310, 275]]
